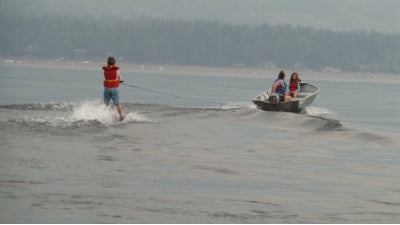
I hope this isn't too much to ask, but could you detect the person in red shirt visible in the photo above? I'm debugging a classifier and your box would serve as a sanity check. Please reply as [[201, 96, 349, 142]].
[[103, 56, 124, 120]]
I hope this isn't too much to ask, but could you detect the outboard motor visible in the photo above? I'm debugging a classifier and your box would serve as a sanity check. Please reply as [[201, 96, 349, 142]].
[[268, 93, 280, 104]]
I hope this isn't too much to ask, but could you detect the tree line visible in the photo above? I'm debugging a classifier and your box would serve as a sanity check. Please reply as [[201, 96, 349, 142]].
[[1, 14, 399, 74]]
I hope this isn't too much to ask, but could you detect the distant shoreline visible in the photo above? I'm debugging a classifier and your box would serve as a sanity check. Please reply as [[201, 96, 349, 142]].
[[1, 58, 399, 82]]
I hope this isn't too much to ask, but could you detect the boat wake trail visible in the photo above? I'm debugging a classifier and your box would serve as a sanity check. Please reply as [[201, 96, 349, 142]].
[[0, 101, 348, 134], [0, 101, 396, 145], [302, 106, 335, 117], [221, 101, 257, 110]]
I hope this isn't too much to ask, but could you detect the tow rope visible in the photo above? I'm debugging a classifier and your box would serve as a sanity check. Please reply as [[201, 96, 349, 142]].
[[121, 82, 224, 110]]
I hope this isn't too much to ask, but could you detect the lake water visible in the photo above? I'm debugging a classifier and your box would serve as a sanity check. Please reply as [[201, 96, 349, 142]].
[[0, 63, 399, 223]]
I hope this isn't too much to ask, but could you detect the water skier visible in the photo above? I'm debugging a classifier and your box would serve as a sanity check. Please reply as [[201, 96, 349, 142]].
[[103, 56, 125, 120]]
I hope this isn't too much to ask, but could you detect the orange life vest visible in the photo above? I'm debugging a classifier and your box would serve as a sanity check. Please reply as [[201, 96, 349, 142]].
[[103, 65, 120, 88]]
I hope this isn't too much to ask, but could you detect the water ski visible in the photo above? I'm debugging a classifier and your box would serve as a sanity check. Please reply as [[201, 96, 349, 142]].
[[120, 111, 130, 121]]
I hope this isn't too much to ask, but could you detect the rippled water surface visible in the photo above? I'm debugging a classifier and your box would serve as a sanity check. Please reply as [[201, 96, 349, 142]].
[[0, 64, 399, 223]]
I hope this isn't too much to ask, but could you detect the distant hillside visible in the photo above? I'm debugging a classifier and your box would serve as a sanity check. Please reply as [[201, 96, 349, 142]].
[[1, 0, 399, 34], [1, 15, 399, 73]]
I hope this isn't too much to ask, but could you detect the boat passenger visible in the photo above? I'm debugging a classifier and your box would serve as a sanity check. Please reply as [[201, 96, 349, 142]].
[[288, 72, 302, 98], [272, 70, 291, 102]]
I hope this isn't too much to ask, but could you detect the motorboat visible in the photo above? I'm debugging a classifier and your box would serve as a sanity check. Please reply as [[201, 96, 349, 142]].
[[253, 82, 319, 113]]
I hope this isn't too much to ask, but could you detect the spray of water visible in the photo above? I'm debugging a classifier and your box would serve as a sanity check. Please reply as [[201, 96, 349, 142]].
[[68, 101, 151, 125]]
